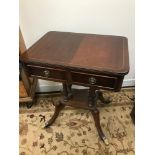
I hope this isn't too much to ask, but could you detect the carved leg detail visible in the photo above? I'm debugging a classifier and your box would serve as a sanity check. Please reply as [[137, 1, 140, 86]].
[[67, 84, 73, 99], [88, 87, 96, 107], [63, 83, 73, 101], [91, 109, 109, 145], [44, 101, 65, 128], [63, 83, 68, 101]]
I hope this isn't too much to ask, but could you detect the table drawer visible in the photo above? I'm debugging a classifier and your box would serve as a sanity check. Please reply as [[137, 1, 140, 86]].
[[26, 65, 66, 81], [71, 71, 118, 89]]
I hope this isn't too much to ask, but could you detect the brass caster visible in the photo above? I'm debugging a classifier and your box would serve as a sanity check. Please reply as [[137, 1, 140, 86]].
[[103, 137, 109, 146], [44, 122, 49, 128]]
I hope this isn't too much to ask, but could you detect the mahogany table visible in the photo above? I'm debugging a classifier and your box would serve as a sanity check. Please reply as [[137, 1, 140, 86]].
[[20, 31, 129, 145]]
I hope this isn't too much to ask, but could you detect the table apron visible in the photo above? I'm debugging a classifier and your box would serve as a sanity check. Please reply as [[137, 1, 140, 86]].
[[25, 64, 124, 91]]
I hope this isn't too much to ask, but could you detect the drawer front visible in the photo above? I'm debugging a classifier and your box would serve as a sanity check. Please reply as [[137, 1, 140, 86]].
[[71, 71, 118, 90], [26, 65, 66, 81]]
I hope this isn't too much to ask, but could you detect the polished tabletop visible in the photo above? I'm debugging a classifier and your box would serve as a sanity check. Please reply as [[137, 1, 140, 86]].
[[21, 31, 129, 75]]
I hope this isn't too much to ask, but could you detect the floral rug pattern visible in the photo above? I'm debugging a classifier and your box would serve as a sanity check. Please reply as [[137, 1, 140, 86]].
[[19, 88, 135, 155]]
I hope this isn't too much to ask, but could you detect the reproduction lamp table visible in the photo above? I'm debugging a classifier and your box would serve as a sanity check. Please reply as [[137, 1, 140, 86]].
[[20, 31, 129, 145]]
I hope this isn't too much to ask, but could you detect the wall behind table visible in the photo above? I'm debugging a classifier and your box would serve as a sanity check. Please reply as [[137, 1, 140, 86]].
[[19, 0, 135, 92]]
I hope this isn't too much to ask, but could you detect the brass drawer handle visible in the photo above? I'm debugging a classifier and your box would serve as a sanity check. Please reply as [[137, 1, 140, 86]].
[[43, 70, 50, 77], [89, 77, 97, 85]]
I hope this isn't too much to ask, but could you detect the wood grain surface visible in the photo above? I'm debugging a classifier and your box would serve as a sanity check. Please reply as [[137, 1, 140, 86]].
[[20, 31, 129, 75]]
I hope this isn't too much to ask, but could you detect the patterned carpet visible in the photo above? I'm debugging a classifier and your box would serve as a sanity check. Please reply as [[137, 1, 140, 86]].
[[19, 87, 135, 155]]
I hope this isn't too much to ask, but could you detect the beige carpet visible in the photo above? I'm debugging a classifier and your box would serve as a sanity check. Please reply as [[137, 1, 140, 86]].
[[19, 87, 135, 155]]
